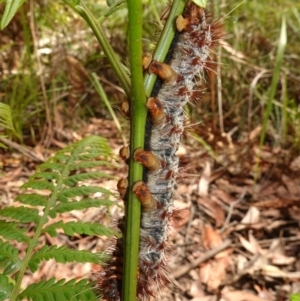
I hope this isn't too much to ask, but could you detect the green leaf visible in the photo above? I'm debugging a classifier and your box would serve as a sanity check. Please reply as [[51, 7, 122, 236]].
[[15, 194, 48, 207], [43, 221, 119, 237], [49, 198, 114, 217], [0, 102, 14, 131], [57, 186, 113, 202], [1, 0, 26, 29], [0, 239, 22, 275], [38, 162, 65, 172], [0, 206, 41, 224], [0, 221, 29, 243], [17, 278, 97, 301], [291, 294, 300, 301], [63, 172, 115, 186], [21, 180, 55, 191], [0, 274, 13, 301], [28, 245, 108, 272], [70, 160, 115, 171], [192, 0, 208, 7], [30, 171, 60, 181]]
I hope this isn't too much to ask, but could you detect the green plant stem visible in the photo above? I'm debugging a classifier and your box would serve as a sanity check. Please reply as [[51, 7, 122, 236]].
[[143, 0, 186, 96], [76, 2, 131, 98], [124, 0, 145, 300]]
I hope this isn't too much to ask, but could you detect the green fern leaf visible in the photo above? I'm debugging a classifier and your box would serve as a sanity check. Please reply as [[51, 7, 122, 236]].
[[0, 239, 22, 275], [63, 172, 115, 186], [0, 221, 29, 243], [0, 103, 14, 130], [77, 152, 109, 161], [43, 221, 119, 237], [49, 198, 114, 217], [70, 161, 115, 171], [21, 180, 54, 191], [28, 245, 109, 272], [49, 154, 72, 164], [0, 206, 41, 224], [15, 194, 48, 207], [30, 171, 60, 181], [0, 274, 13, 301], [57, 186, 113, 202], [38, 162, 66, 172], [17, 278, 97, 301]]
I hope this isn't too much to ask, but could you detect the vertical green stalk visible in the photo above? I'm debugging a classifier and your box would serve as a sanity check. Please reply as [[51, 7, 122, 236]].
[[143, 0, 186, 96], [124, 0, 145, 300]]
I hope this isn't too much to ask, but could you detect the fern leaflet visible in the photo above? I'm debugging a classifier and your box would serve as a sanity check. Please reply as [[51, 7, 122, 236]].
[[28, 245, 109, 272], [0, 240, 21, 275], [17, 278, 97, 301], [0, 221, 29, 243], [0, 274, 13, 301], [43, 221, 119, 237], [50, 198, 114, 216], [0, 207, 41, 224], [15, 194, 48, 207]]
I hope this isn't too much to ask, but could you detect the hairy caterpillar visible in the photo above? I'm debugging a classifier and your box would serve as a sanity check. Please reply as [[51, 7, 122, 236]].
[[98, 1, 223, 300]]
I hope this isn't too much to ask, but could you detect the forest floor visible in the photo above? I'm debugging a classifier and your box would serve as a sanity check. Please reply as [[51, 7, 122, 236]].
[[1, 115, 300, 301]]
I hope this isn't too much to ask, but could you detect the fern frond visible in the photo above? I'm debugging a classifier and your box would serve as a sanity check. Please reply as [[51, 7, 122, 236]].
[[0, 206, 41, 224], [57, 186, 113, 202], [50, 198, 115, 216], [70, 161, 115, 170], [21, 180, 54, 191], [0, 221, 30, 243], [43, 221, 119, 237], [63, 172, 116, 186], [3, 136, 117, 301], [0, 102, 14, 148], [28, 245, 109, 272], [0, 103, 14, 131], [15, 194, 48, 207], [30, 171, 60, 181], [38, 162, 66, 172], [17, 278, 97, 301], [0, 274, 13, 301], [0, 240, 21, 275], [77, 152, 109, 161]]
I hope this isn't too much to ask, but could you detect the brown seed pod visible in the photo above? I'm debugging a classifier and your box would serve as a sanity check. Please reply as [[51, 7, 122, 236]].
[[117, 177, 128, 199], [119, 145, 130, 162], [132, 181, 156, 212], [133, 148, 161, 172], [146, 97, 165, 126], [148, 61, 179, 83]]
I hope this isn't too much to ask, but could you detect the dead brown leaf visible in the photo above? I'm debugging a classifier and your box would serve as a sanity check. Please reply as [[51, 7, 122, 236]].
[[197, 197, 225, 227]]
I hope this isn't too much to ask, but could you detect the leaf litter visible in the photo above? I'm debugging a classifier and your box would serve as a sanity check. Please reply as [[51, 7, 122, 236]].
[[1, 116, 300, 300]]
